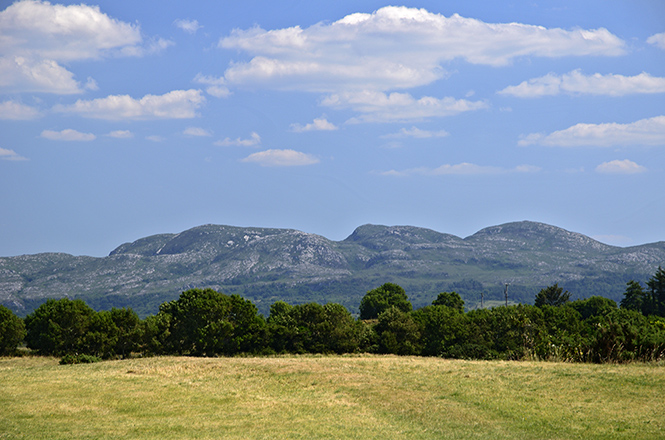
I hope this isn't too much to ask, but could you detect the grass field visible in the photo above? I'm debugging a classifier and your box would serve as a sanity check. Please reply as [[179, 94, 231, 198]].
[[1, 355, 664, 439]]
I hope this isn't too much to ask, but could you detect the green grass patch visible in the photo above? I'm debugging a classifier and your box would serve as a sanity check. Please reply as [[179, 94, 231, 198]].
[[0, 356, 663, 439]]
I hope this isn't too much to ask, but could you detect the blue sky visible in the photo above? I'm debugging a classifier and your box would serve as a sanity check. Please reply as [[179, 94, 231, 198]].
[[1, 0, 664, 257]]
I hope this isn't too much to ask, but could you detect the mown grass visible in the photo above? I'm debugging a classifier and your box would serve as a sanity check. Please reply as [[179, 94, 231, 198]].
[[0, 355, 663, 439]]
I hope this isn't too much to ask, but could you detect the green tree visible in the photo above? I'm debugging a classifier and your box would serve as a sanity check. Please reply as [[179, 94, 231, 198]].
[[534, 284, 571, 308], [24, 298, 95, 356], [413, 305, 467, 357], [568, 296, 617, 320], [359, 283, 412, 320], [159, 288, 265, 356], [432, 291, 464, 313], [374, 307, 421, 355], [620, 280, 646, 313], [646, 266, 665, 317], [0, 305, 25, 356], [267, 302, 358, 354]]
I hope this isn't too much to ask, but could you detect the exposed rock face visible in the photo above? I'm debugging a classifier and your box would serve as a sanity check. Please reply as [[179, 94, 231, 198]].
[[1, 221, 663, 316]]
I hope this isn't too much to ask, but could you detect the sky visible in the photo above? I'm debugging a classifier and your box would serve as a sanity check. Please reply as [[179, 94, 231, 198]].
[[1, 0, 664, 257]]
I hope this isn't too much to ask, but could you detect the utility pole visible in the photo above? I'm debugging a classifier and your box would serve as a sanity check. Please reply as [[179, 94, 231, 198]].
[[504, 283, 509, 307], [480, 291, 484, 309]]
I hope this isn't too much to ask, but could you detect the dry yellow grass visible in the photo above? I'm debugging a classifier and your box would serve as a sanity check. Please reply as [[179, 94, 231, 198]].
[[0, 355, 663, 439]]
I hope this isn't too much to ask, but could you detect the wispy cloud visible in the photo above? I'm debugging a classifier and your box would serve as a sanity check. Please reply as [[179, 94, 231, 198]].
[[499, 70, 665, 97], [194, 74, 231, 98], [322, 91, 487, 123], [174, 19, 202, 34], [519, 115, 665, 147], [241, 149, 319, 167], [215, 132, 261, 147], [184, 127, 212, 137], [54, 90, 205, 120], [380, 162, 540, 176], [0, 147, 28, 161], [595, 159, 646, 174], [41, 129, 95, 141], [146, 135, 165, 142], [0, 100, 41, 120], [106, 130, 133, 138], [381, 126, 449, 139], [647, 32, 665, 50], [219, 6, 625, 93], [290, 117, 338, 132]]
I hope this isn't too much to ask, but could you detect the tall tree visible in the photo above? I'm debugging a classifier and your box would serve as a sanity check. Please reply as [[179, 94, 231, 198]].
[[0, 305, 25, 356], [646, 267, 665, 317], [534, 284, 571, 308], [620, 280, 646, 313], [24, 298, 95, 356], [432, 291, 465, 313], [359, 283, 411, 320]]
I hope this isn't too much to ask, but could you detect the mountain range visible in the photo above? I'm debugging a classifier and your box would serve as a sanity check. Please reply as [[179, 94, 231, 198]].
[[1, 221, 664, 317]]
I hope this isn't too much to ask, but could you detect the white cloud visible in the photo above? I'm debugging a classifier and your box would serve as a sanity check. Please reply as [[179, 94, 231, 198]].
[[0, 0, 143, 94], [241, 149, 319, 167], [322, 90, 487, 123], [647, 32, 665, 50], [0, 147, 28, 161], [146, 135, 165, 142], [0, 100, 41, 120], [194, 74, 231, 98], [174, 19, 202, 34], [41, 129, 95, 141], [184, 127, 212, 137], [596, 159, 646, 174], [54, 89, 205, 120], [219, 6, 625, 93], [290, 117, 338, 132], [106, 130, 133, 138], [381, 126, 449, 139], [519, 116, 665, 147], [215, 132, 261, 147], [381, 162, 540, 176], [499, 70, 665, 97], [0, 56, 83, 94]]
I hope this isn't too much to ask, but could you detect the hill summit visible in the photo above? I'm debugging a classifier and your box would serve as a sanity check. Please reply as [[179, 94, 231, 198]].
[[1, 221, 663, 316]]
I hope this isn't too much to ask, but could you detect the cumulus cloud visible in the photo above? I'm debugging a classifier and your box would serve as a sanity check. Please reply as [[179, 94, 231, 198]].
[[41, 129, 95, 141], [194, 74, 231, 98], [174, 19, 202, 34], [219, 6, 625, 93], [215, 132, 261, 147], [381, 162, 540, 176], [499, 70, 665, 97], [381, 126, 449, 139], [596, 159, 646, 174], [106, 130, 133, 138], [0, 0, 144, 94], [647, 32, 665, 50], [184, 127, 212, 137], [0, 100, 41, 120], [519, 115, 665, 147], [0, 147, 28, 161], [54, 89, 205, 120], [322, 90, 488, 123], [290, 117, 338, 132], [241, 149, 319, 167]]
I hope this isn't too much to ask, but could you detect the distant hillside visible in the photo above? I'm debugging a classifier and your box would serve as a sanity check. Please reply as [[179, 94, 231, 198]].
[[1, 221, 663, 317]]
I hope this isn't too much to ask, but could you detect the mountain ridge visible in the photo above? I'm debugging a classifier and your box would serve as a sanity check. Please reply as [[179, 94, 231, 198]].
[[1, 221, 663, 317]]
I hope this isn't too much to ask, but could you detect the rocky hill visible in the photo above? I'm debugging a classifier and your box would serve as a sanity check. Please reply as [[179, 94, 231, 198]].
[[1, 221, 663, 317]]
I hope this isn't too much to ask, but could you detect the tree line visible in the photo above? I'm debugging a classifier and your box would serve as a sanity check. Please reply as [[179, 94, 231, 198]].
[[1, 267, 664, 364]]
